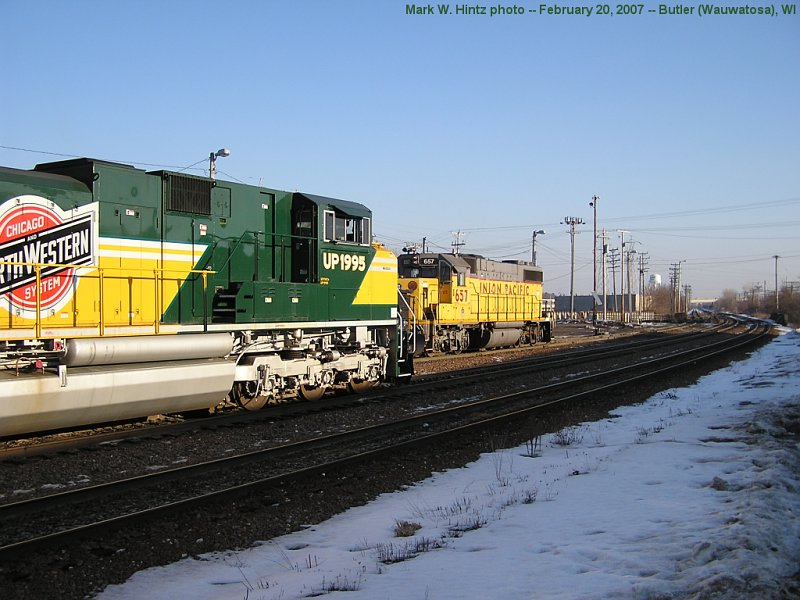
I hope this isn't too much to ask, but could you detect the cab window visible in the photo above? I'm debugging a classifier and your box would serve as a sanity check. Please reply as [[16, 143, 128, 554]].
[[399, 256, 436, 278], [324, 210, 371, 246], [439, 262, 452, 283]]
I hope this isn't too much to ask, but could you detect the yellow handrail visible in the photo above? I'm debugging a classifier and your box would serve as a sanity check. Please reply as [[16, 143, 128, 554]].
[[0, 260, 216, 337]]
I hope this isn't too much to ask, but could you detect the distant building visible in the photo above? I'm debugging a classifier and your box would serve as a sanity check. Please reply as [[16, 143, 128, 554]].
[[690, 298, 718, 309], [553, 294, 643, 313]]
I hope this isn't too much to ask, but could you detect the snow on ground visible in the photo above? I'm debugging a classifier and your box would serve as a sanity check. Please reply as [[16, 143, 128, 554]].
[[99, 330, 800, 600]]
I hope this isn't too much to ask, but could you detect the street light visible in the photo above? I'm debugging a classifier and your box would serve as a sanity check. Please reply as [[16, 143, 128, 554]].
[[209, 148, 231, 180], [531, 229, 546, 265], [589, 195, 598, 329]]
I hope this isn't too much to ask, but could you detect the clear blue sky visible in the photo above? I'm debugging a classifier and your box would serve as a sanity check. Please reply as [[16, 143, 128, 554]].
[[3, 0, 798, 298]]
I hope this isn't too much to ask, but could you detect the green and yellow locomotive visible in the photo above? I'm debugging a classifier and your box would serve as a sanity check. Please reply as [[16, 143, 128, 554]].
[[0, 157, 411, 436], [398, 251, 553, 355]]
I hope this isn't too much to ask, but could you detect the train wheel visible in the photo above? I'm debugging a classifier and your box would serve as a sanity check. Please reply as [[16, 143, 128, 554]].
[[238, 394, 271, 411], [233, 382, 272, 411], [348, 379, 375, 394], [299, 384, 327, 401]]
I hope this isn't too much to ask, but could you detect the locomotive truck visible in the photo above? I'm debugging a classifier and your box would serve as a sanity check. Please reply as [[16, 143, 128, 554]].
[[0, 157, 412, 437]]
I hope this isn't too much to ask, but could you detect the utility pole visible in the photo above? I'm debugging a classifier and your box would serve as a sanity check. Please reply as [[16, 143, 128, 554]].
[[600, 229, 610, 322], [637, 252, 649, 312], [563, 216, 584, 315], [531, 229, 546, 265], [669, 263, 678, 314], [451, 231, 465, 255], [608, 247, 619, 313], [773, 255, 780, 311], [669, 260, 686, 314], [617, 230, 629, 321], [625, 241, 638, 319]]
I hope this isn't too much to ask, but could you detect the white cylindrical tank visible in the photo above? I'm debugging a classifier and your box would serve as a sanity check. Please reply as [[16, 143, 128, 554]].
[[0, 358, 237, 437], [63, 333, 233, 367]]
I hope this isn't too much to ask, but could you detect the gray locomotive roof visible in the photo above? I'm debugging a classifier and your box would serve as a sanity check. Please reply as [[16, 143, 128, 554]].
[[36, 157, 137, 172], [405, 252, 543, 281], [0, 164, 92, 193], [294, 192, 370, 217], [444, 254, 474, 273], [460, 254, 543, 276]]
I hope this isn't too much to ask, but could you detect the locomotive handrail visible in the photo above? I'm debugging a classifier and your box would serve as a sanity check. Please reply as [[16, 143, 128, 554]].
[[203, 230, 255, 276], [397, 287, 416, 357], [0, 259, 217, 275], [0, 260, 216, 338], [203, 229, 319, 284]]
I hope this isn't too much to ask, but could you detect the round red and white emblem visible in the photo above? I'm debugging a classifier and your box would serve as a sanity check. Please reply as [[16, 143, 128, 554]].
[[0, 195, 95, 316]]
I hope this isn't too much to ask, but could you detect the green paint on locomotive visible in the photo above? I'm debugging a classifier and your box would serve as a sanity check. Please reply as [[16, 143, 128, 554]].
[[5, 158, 391, 328], [151, 176, 386, 326]]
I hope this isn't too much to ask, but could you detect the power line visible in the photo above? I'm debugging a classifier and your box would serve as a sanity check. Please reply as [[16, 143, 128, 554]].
[[601, 198, 800, 222], [433, 198, 800, 234], [0, 143, 210, 173]]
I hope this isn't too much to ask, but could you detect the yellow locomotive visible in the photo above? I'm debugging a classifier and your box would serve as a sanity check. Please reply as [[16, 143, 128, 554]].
[[398, 252, 553, 355]]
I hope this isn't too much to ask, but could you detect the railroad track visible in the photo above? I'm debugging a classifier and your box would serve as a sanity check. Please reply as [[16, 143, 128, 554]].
[[0, 322, 728, 461], [0, 320, 770, 560], [409, 321, 736, 385]]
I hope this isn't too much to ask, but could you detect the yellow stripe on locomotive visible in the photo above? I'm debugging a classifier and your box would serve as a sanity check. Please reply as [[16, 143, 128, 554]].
[[353, 244, 398, 307], [0, 235, 208, 339]]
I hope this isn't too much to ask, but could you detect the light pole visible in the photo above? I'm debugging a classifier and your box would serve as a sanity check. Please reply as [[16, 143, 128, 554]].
[[672, 259, 686, 313], [617, 230, 629, 321], [209, 148, 231, 180], [531, 229, 546, 265], [563, 216, 584, 316], [625, 239, 639, 320], [589, 195, 598, 329], [600, 229, 609, 322], [773, 255, 780, 311]]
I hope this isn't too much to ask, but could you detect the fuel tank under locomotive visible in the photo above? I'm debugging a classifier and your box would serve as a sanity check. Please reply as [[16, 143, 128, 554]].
[[468, 323, 524, 350], [0, 334, 236, 437], [62, 333, 234, 366]]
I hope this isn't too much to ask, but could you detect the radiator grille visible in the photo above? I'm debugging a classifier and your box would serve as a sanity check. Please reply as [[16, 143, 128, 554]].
[[167, 175, 212, 215]]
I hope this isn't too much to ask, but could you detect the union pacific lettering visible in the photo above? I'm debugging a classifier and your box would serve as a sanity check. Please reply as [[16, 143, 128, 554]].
[[478, 281, 532, 296]]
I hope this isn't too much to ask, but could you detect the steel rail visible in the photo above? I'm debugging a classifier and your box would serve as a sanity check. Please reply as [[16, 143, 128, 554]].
[[0, 323, 769, 557], [409, 322, 736, 387], [0, 323, 722, 461], [0, 325, 734, 503], [0, 322, 757, 520]]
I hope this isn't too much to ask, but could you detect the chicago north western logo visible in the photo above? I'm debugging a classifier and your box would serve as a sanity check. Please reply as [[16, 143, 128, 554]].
[[0, 196, 95, 315]]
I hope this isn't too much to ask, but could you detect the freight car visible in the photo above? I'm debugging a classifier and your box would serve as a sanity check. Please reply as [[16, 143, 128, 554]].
[[398, 251, 553, 354], [0, 157, 412, 437]]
